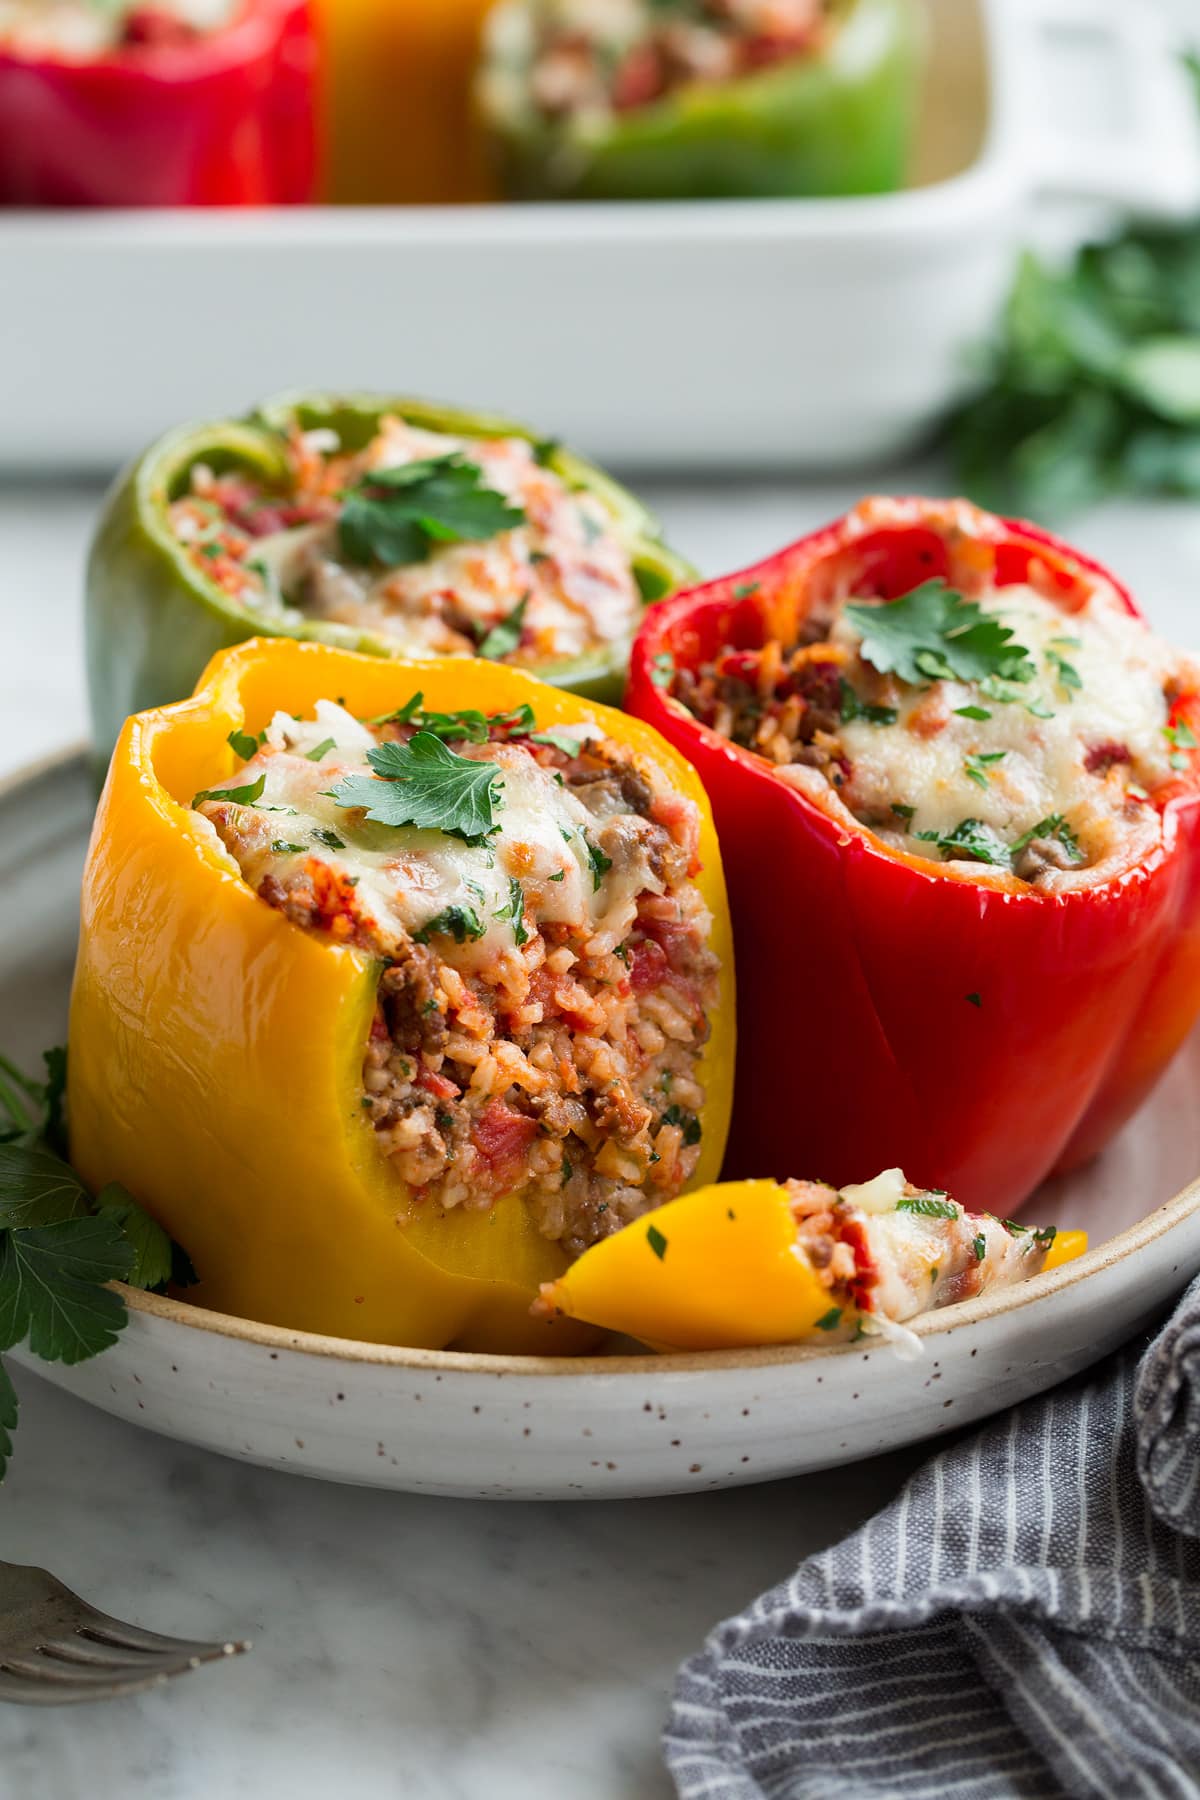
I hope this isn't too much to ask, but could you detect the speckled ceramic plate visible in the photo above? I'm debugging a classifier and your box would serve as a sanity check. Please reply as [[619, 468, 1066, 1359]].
[[7, 750, 1200, 1499]]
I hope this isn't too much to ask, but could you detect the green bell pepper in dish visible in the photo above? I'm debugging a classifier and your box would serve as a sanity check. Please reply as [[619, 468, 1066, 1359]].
[[479, 0, 923, 202], [86, 390, 694, 774]]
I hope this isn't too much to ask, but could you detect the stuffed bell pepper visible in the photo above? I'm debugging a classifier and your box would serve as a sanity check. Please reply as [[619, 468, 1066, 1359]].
[[87, 390, 691, 772], [0, 0, 316, 206], [478, 0, 922, 201], [628, 495, 1200, 1216], [317, 0, 499, 203], [545, 1168, 1087, 1352], [68, 638, 733, 1352]]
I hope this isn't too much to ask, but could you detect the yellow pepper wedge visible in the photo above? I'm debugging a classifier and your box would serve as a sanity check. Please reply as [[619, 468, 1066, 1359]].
[[316, 0, 500, 203], [68, 638, 734, 1353], [545, 1186, 1090, 1352]]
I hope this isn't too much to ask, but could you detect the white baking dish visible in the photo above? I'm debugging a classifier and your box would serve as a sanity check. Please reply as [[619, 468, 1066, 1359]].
[[1, 0, 1197, 472]]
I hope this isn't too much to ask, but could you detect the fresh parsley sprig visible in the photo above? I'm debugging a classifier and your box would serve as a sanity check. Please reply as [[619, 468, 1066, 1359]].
[[330, 734, 504, 846], [0, 1049, 195, 1483], [339, 455, 526, 569], [845, 580, 1035, 691]]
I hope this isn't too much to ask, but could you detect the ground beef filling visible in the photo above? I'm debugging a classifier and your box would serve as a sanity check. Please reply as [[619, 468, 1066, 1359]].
[[197, 711, 718, 1260], [166, 414, 641, 668], [672, 576, 1191, 888], [525, 0, 830, 120]]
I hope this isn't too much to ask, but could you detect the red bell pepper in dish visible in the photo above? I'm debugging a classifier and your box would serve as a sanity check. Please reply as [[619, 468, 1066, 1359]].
[[0, 0, 316, 206], [627, 496, 1200, 1216]]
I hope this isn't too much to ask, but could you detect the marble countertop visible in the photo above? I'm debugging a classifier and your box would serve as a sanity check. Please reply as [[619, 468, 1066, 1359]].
[[2, 467, 1199, 1799]]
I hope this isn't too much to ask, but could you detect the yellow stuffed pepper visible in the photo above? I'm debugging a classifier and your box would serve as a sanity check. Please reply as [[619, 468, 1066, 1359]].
[[545, 1170, 1088, 1352], [68, 638, 734, 1353]]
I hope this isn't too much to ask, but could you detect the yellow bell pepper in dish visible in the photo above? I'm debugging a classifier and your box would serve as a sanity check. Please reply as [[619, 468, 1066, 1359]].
[[544, 1170, 1088, 1352], [317, 0, 499, 203], [68, 638, 734, 1352]]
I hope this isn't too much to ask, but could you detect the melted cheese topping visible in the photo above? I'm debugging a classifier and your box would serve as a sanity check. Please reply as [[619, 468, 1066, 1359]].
[[205, 418, 641, 666], [200, 703, 669, 970]]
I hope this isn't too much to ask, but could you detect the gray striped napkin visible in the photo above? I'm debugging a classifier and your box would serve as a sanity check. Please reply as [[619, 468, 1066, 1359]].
[[666, 1276, 1200, 1799]]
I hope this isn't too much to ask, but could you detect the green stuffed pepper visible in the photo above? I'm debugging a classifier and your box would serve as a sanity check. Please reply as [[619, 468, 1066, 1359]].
[[86, 390, 693, 771], [477, 0, 923, 202]]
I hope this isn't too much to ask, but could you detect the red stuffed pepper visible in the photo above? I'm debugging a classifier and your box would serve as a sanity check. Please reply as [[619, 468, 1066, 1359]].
[[0, 0, 316, 206], [627, 496, 1200, 1216]]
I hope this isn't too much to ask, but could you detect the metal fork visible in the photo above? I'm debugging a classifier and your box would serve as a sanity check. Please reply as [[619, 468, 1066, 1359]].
[[0, 1560, 249, 1704]]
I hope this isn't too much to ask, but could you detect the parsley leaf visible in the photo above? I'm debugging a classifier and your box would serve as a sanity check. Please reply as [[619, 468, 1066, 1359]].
[[964, 750, 1007, 788], [650, 652, 676, 690], [531, 729, 585, 755], [92, 1183, 175, 1292], [661, 1104, 702, 1147], [311, 826, 345, 850], [973, 1233, 987, 1260], [646, 1224, 668, 1261], [814, 1307, 843, 1331], [1046, 648, 1082, 694], [500, 878, 530, 947], [413, 905, 486, 945], [0, 1216, 133, 1365], [1010, 814, 1084, 864], [331, 734, 502, 845], [0, 1144, 89, 1229], [339, 455, 526, 568], [839, 680, 898, 727], [915, 818, 1012, 867], [306, 737, 336, 762], [583, 835, 612, 892], [477, 595, 529, 661], [845, 580, 1034, 689], [193, 773, 266, 809], [227, 728, 261, 761], [897, 1196, 960, 1220]]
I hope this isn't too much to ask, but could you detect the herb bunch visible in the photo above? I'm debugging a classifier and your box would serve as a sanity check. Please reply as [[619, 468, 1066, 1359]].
[[0, 1049, 192, 1482]]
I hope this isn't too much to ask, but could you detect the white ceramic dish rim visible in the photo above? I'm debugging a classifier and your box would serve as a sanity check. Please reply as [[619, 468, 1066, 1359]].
[[15, 742, 1200, 1380], [115, 1178, 1200, 1375]]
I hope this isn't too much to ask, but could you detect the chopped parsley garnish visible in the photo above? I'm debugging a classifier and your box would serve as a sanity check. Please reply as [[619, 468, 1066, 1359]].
[[891, 802, 916, 823], [613, 942, 631, 966], [964, 750, 1007, 788], [973, 1233, 987, 1261], [1009, 814, 1084, 863], [548, 869, 565, 882], [839, 680, 898, 727], [966, 992, 982, 1008], [1046, 648, 1082, 694], [330, 734, 503, 846], [1164, 718, 1198, 771], [661, 1105, 701, 1147], [227, 728, 261, 761], [1033, 1225, 1058, 1247], [413, 905, 486, 945], [193, 773, 266, 809], [814, 1308, 843, 1331], [650, 652, 676, 690], [477, 594, 529, 661], [531, 728, 586, 755], [311, 827, 345, 850], [1002, 1219, 1029, 1235], [915, 818, 1011, 867], [270, 840, 308, 855], [339, 454, 525, 568], [499, 878, 530, 947], [897, 1195, 959, 1220], [305, 737, 336, 762], [733, 581, 761, 598], [646, 1224, 668, 1261], [845, 579, 1034, 689], [955, 704, 992, 722], [372, 696, 538, 741], [584, 835, 612, 891]]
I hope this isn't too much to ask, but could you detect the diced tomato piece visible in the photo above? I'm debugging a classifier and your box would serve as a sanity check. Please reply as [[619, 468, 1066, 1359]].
[[417, 1069, 460, 1102], [471, 1098, 539, 1186], [629, 940, 669, 994]]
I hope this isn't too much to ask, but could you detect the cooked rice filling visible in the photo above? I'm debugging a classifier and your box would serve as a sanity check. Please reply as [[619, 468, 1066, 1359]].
[[673, 576, 1196, 890], [511, 0, 830, 121], [194, 700, 718, 1258], [167, 415, 642, 668]]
